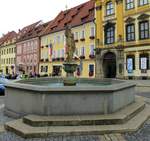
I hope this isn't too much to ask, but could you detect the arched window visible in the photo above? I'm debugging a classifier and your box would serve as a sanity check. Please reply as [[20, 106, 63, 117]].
[[106, 1, 114, 16]]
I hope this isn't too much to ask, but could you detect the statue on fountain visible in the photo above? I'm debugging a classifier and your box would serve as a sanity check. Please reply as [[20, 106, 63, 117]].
[[65, 26, 76, 63], [63, 26, 78, 86]]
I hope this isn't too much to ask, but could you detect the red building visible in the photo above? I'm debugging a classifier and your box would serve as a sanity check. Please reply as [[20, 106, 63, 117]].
[[16, 21, 49, 75]]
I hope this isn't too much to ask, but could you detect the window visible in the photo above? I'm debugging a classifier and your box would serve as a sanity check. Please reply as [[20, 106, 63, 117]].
[[126, 24, 135, 41], [80, 30, 85, 39], [90, 45, 95, 55], [61, 49, 65, 58], [126, 0, 134, 10], [75, 32, 78, 40], [81, 47, 85, 56], [126, 55, 135, 73], [57, 36, 61, 44], [105, 26, 115, 44], [139, 0, 148, 6], [90, 27, 95, 37], [45, 66, 48, 72], [139, 54, 149, 70], [139, 21, 149, 40], [106, 2, 114, 16]]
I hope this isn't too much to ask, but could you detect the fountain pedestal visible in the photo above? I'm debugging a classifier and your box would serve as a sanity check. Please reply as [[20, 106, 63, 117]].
[[63, 63, 78, 86]]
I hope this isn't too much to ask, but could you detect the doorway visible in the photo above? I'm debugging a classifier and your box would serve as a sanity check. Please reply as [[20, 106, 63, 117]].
[[103, 52, 116, 78]]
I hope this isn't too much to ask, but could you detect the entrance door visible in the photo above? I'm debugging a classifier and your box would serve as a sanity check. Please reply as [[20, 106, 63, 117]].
[[53, 66, 62, 76], [103, 52, 116, 78]]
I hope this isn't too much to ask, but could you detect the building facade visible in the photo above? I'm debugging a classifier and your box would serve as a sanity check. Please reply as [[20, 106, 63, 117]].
[[0, 31, 17, 75], [16, 21, 49, 75], [95, 0, 150, 79], [40, 1, 96, 78]]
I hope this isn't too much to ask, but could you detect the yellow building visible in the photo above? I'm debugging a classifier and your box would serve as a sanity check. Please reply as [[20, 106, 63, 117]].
[[0, 31, 17, 75], [40, 1, 96, 78], [95, 0, 150, 79]]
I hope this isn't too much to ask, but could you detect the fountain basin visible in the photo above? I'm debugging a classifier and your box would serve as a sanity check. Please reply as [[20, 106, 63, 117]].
[[4, 78, 136, 118]]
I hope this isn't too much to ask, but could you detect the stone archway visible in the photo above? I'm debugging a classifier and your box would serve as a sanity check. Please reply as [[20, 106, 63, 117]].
[[103, 52, 116, 78]]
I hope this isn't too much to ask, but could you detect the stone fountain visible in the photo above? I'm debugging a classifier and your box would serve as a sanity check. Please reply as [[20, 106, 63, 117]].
[[3, 25, 147, 139], [63, 26, 78, 86]]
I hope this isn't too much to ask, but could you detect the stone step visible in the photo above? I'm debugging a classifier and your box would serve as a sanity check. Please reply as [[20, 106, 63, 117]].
[[5, 105, 150, 139], [23, 97, 145, 126]]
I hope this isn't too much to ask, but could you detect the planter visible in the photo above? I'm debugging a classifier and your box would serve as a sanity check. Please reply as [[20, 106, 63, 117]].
[[89, 36, 95, 40], [75, 39, 78, 42], [89, 55, 95, 59], [80, 38, 85, 41], [89, 71, 94, 77], [80, 56, 85, 59]]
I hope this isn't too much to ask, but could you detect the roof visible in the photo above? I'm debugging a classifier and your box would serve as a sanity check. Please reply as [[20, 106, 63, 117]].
[[43, 0, 95, 36], [0, 31, 17, 46], [16, 21, 42, 42], [17, 20, 52, 42]]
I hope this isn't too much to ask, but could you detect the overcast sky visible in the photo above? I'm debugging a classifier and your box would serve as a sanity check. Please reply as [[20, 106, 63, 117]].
[[0, 0, 88, 36]]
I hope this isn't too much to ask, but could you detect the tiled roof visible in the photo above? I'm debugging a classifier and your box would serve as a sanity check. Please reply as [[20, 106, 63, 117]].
[[0, 31, 17, 46], [17, 21, 51, 42], [43, 0, 95, 35], [16, 21, 42, 42]]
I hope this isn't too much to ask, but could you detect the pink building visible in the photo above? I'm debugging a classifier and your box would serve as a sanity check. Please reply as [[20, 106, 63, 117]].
[[16, 21, 49, 75]]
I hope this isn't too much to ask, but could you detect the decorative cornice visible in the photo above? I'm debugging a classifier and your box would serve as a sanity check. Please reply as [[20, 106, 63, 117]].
[[137, 13, 150, 20], [125, 17, 135, 23]]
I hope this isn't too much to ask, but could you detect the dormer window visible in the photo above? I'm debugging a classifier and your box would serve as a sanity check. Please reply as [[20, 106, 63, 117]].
[[106, 1, 114, 16]]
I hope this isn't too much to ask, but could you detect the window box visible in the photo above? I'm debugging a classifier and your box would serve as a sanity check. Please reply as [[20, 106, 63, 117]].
[[80, 56, 85, 59], [89, 71, 94, 77], [56, 58, 60, 61], [77, 71, 80, 76], [89, 36, 95, 40], [52, 58, 56, 62], [74, 57, 79, 60], [80, 38, 85, 41], [45, 59, 49, 62], [89, 54, 95, 59], [60, 57, 64, 61], [75, 39, 78, 42], [40, 59, 44, 62]]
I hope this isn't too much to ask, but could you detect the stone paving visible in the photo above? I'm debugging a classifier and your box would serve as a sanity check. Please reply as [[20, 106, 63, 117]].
[[124, 119, 150, 141], [0, 133, 127, 141]]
